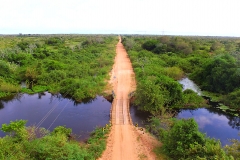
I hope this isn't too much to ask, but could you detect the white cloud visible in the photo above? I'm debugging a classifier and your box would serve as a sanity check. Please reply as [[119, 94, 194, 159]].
[[0, 0, 240, 36], [195, 116, 212, 128], [194, 114, 228, 129]]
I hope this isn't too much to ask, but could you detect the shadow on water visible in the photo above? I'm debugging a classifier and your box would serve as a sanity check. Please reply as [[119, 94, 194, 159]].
[[130, 104, 151, 127], [59, 94, 99, 106], [37, 92, 46, 99], [0, 92, 111, 141], [0, 101, 4, 110]]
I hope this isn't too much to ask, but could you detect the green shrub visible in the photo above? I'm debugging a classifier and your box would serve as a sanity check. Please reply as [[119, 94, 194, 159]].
[[142, 40, 158, 51], [134, 75, 183, 113], [0, 120, 111, 160], [182, 89, 206, 108], [224, 89, 240, 109], [160, 119, 233, 160], [225, 136, 240, 160], [164, 66, 184, 80], [0, 81, 20, 93], [191, 54, 240, 93], [1, 120, 28, 141], [0, 60, 11, 76], [17, 41, 29, 50], [45, 37, 64, 46]]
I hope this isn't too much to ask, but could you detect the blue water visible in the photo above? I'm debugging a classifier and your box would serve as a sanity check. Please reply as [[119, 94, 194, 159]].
[[177, 108, 240, 146], [0, 92, 111, 140], [130, 105, 240, 146], [130, 77, 240, 146]]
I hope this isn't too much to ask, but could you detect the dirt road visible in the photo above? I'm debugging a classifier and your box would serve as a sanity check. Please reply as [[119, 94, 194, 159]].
[[99, 36, 159, 160]]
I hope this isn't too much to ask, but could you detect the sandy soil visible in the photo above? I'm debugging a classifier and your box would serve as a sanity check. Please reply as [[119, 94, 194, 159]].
[[99, 36, 160, 160]]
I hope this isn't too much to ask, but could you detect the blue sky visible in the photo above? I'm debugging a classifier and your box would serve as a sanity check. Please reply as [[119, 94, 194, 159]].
[[0, 0, 240, 36]]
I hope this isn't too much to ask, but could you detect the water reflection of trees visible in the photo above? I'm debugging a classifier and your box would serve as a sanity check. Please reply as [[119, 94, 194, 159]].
[[0, 93, 23, 103], [228, 117, 240, 130], [0, 101, 4, 109], [72, 97, 97, 106], [176, 106, 240, 130], [176, 108, 199, 116], [49, 93, 98, 106], [38, 92, 46, 99], [0, 93, 24, 110], [206, 107, 240, 130], [203, 96, 240, 130]]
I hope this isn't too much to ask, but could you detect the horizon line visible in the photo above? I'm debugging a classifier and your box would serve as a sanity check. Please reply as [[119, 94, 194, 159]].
[[0, 33, 239, 38]]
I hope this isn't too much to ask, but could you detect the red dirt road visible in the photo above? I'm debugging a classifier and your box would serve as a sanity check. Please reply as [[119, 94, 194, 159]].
[[99, 37, 159, 160]]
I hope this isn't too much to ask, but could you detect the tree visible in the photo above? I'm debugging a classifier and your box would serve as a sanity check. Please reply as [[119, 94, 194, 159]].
[[123, 38, 135, 50], [17, 41, 29, 50], [182, 89, 206, 108], [225, 43, 236, 52], [191, 54, 239, 93], [1, 120, 28, 141], [153, 43, 167, 54], [210, 41, 223, 52], [161, 119, 233, 159], [134, 75, 183, 114], [225, 89, 240, 109], [0, 60, 10, 76], [134, 79, 166, 113], [142, 40, 158, 51], [159, 36, 170, 44]]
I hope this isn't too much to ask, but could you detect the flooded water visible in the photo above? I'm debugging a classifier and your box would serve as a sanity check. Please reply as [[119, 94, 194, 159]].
[[179, 77, 202, 95], [0, 92, 111, 140], [130, 105, 151, 127], [178, 77, 240, 145], [130, 105, 240, 146], [130, 77, 240, 146], [177, 108, 240, 146]]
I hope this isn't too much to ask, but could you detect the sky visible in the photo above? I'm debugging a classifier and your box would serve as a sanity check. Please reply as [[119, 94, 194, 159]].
[[0, 0, 240, 36]]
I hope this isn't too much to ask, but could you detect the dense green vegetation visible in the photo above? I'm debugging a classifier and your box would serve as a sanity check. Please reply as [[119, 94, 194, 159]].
[[123, 35, 240, 111], [225, 135, 240, 160], [0, 120, 111, 159], [123, 35, 240, 159], [0, 35, 117, 159], [1, 35, 240, 159], [147, 115, 240, 160], [0, 35, 117, 100], [190, 54, 240, 93], [157, 118, 234, 160], [123, 36, 211, 114]]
